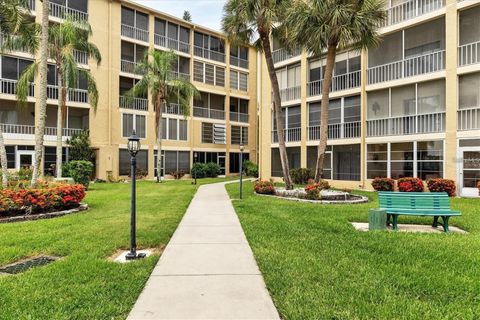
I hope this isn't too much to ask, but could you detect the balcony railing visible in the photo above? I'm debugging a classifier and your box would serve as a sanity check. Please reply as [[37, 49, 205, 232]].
[[119, 96, 148, 111], [154, 34, 190, 54], [120, 59, 142, 74], [0, 78, 34, 96], [308, 121, 361, 140], [46, 85, 89, 103], [193, 46, 226, 63], [368, 50, 445, 84], [121, 24, 149, 42], [308, 70, 361, 96], [458, 107, 480, 131], [272, 48, 302, 64], [229, 112, 249, 123], [168, 71, 190, 81], [162, 103, 184, 115], [271, 127, 301, 143], [0, 33, 30, 53], [74, 49, 88, 65], [193, 106, 225, 120], [367, 112, 445, 137], [49, 2, 88, 20], [383, 0, 444, 27], [280, 86, 301, 102], [230, 56, 249, 69], [458, 41, 480, 67], [0, 123, 83, 137], [25, 0, 35, 11]]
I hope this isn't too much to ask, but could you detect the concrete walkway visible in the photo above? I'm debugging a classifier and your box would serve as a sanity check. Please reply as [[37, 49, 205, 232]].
[[128, 181, 280, 320]]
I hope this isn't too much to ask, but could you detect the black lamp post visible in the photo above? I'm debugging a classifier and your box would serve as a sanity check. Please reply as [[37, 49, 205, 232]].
[[126, 131, 146, 261], [193, 152, 198, 185], [239, 143, 244, 200]]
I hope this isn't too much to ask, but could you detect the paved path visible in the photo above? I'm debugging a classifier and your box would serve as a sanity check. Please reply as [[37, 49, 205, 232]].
[[128, 181, 280, 320]]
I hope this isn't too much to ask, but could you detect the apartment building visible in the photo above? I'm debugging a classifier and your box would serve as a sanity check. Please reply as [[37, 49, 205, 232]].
[[0, 0, 257, 179], [259, 0, 480, 197]]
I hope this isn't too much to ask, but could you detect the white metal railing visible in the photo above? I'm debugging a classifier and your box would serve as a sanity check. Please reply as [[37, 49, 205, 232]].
[[162, 103, 184, 115], [193, 46, 226, 63], [26, 0, 35, 11], [280, 86, 301, 102], [368, 50, 445, 84], [121, 24, 149, 42], [46, 84, 58, 99], [0, 33, 29, 52], [73, 49, 88, 65], [0, 78, 34, 96], [367, 112, 445, 137], [46, 85, 88, 103], [308, 70, 361, 96], [154, 34, 190, 54], [120, 59, 141, 74], [458, 41, 480, 66], [271, 127, 301, 143], [383, 0, 444, 27], [308, 121, 361, 140], [168, 71, 190, 81], [230, 56, 249, 69], [0, 123, 82, 137], [458, 107, 480, 131], [272, 47, 302, 64], [230, 112, 249, 123], [193, 106, 225, 120], [119, 96, 148, 111], [49, 2, 88, 20]]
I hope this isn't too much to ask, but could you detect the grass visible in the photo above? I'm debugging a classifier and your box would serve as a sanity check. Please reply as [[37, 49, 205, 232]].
[[0, 178, 228, 319], [226, 182, 480, 320]]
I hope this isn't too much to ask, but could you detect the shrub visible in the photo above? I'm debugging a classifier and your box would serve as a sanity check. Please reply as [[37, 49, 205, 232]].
[[18, 167, 33, 181], [304, 179, 330, 200], [191, 163, 207, 179], [0, 183, 86, 216], [427, 178, 456, 197], [398, 177, 424, 192], [243, 160, 258, 177], [254, 180, 275, 195], [66, 160, 94, 189], [205, 162, 221, 178], [291, 168, 315, 185], [371, 177, 395, 191], [66, 129, 95, 162], [169, 170, 186, 180]]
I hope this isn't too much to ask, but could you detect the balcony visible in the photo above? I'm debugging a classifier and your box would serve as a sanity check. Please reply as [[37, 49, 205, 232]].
[[366, 112, 445, 137], [0, 33, 30, 53], [368, 50, 445, 85], [193, 46, 225, 63], [120, 60, 142, 74], [45, 85, 89, 104], [458, 107, 480, 131], [272, 48, 302, 64], [168, 71, 190, 81], [308, 70, 361, 96], [154, 34, 190, 54], [308, 122, 361, 140], [280, 86, 301, 102], [121, 24, 149, 42], [74, 49, 88, 65], [162, 103, 184, 115], [193, 106, 225, 120], [458, 41, 480, 67], [119, 96, 148, 111], [229, 112, 249, 123], [0, 78, 34, 97], [0, 123, 83, 137], [230, 56, 249, 69], [383, 0, 444, 27], [49, 2, 88, 21], [271, 127, 301, 143]]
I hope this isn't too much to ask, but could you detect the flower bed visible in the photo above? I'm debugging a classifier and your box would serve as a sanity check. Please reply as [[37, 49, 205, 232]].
[[0, 183, 86, 218]]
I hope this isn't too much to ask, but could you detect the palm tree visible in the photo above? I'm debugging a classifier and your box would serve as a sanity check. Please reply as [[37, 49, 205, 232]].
[[17, 17, 101, 178], [126, 49, 198, 182], [222, 0, 294, 189], [284, 0, 385, 182]]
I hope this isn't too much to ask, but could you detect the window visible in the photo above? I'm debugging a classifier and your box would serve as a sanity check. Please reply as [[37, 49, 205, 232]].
[[417, 141, 443, 180], [276, 64, 300, 89], [201, 122, 226, 144], [1, 56, 33, 80], [230, 70, 248, 91], [459, 72, 480, 109], [390, 142, 414, 179], [271, 147, 300, 177], [307, 146, 332, 179], [160, 150, 190, 176], [44, 146, 68, 176], [202, 122, 213, 143], [193, 61, 225, 87], [333, 144, 360, 181], [194, 32, 225, 62], [119, 149, 148, 176], [230, 98, 249, 122], [230, 46, 249, 68], [121, 7, 148, 31], [308, 95, 360, 126], [367, 89, 389, 119], [154, 18, 166, 36], [231, 126, 248, 145], [229, 152, 250, 173], [121, 42, 147, 63], [367, 144, 388, 179], [460, 6, 480, 46], [193, 151, 226, 174], [193, 92, 225, 119], [162, 118, 187, 141], [122, 113, 146, 138]]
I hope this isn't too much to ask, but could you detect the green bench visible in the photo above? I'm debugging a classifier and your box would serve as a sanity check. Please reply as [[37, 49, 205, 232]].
[[378, 192, 461, 232]]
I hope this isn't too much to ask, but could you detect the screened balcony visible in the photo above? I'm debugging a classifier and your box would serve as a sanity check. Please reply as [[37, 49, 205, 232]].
[[193, 92, 225, 120], [162, 103, 184, 115], [368, 18, 445, 84], [230, 98, 249, 123], [49, 0, 89, 21], [193, 32, 225, 63], [459, 6, 480, 67], [154, 18, 190, 54], [277, 64, 301, 102], [230, 46, 249, 69], [272, 105, 301, 143], [121, 7, 149, 42], [119, 76, 148, 111], [382, 0, 444, 27], [458, 72, 480, 131], [120, 41, 147, 74]]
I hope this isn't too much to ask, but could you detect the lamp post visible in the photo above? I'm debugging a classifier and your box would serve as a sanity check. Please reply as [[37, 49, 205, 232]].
[[193, 152, 198, 185], [239, 143, 244, 200], [126, 131, 146, 261]]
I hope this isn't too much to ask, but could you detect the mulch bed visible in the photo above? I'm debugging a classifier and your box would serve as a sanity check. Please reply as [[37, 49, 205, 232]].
[[0, 204, 89, 224]]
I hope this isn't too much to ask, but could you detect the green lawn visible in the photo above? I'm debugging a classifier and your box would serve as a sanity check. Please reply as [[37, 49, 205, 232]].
[[227, 182, 480, 320], [0, 178, 225, 319]]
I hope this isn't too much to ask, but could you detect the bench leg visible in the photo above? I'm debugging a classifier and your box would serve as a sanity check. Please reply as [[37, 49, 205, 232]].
[[432, 216, 439, 228], [387, 214, 391, 226], [392, 215, 399, 231], [441, 216, 450, 232]]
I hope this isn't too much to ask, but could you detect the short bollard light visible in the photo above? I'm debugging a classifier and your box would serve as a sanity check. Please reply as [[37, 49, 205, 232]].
[[239, 143, 244, 199], [126, 131, 146, 260]]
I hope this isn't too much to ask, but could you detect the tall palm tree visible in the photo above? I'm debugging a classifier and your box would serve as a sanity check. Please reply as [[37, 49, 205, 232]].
[[17, 17, 101, 178], [284, 0, 385, 182], [222, 0, 294, 189], [126, 49, 198, 182]]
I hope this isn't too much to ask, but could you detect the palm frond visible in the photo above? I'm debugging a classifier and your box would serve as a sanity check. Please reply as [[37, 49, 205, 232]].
[[16, 61, 37, 107]]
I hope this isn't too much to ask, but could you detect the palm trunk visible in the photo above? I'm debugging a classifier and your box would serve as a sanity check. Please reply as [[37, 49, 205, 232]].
[[56, 72, 66, 178], [31, 0, 49, 187], [0, 127, 9, 187], [261, 33, 293, 189], [315, 44, 337, 182], [155, 96, 163, 183]]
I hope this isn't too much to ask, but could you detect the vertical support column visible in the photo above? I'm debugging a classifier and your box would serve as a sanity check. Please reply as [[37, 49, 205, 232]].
[[360, 49, 368, 188], [300, 51, 308, 168], [444, 0, 458, 180]]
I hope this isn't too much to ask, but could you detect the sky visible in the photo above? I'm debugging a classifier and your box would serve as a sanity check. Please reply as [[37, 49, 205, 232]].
[[132, 0, 228, 31]]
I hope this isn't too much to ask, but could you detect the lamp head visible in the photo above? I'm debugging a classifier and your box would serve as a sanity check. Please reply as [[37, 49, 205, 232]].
[[127, 130, 141, 156]]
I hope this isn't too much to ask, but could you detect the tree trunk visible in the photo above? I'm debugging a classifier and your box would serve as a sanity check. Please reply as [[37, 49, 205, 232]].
[[56, 71, 66, 178], [315, 44, 337, 182], [0, 127, 9, 187], [261, 33, 293, 189], [30, 0, 49, 186], [155, 96, 163, 183]]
